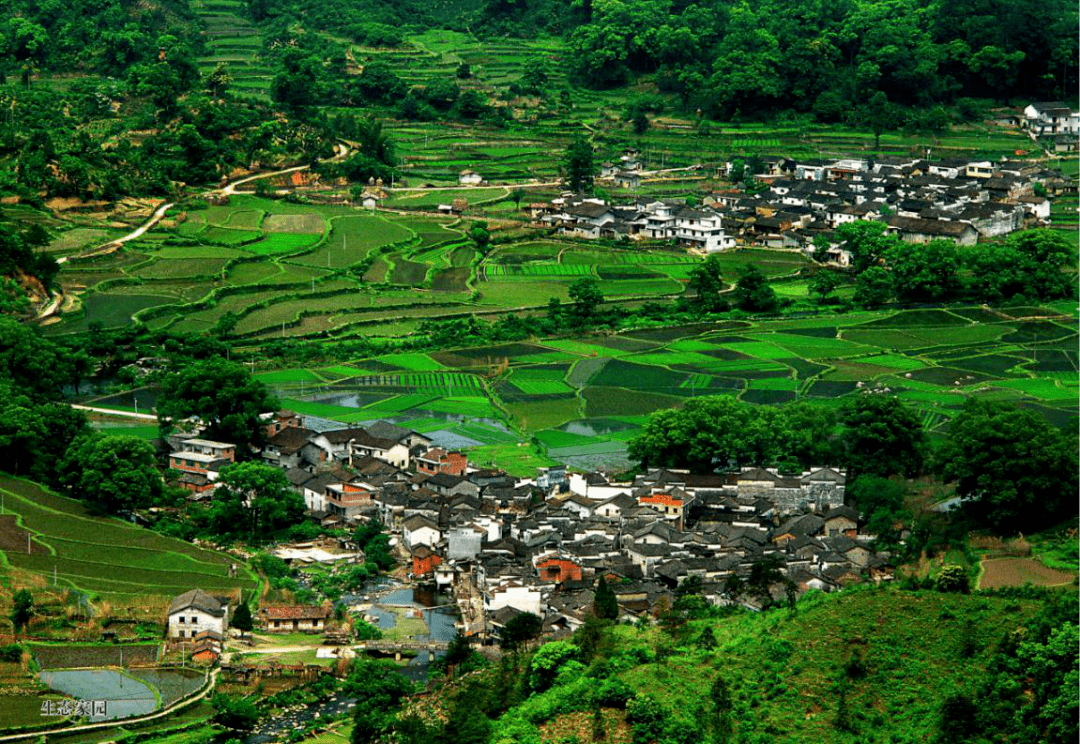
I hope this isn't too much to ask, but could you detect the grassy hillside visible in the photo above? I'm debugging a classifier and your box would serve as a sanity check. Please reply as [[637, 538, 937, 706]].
[[420, 585, 1075, 744], [0, 475, 257, 603]]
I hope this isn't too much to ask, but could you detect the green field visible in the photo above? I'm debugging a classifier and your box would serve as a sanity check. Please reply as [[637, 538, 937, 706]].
[[247, 302, 1076, 473], [0, 476, 257, 601]]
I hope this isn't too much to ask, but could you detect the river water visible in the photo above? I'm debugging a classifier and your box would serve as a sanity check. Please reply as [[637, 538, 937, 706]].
[[244, 582, 458, 743]]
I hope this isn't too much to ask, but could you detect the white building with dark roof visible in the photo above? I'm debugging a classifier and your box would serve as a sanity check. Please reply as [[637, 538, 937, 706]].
[[168, 589, 228, 640]]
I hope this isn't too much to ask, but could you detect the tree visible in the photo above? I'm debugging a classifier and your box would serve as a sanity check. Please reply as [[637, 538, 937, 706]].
[[746, 554, 791, 609], [936, 398, 1078, 533], [808, 271, 840, 303], [0, 317, 85, 402], [211, 693, 260, 731], [841, 396, 927, 478], [886, 239, 961, 302], [205, 63, 232, 98], [270, 48, 322, 109], [835, 220, 898, 274], [567, 277, 603, 321], [853, 266, 893, 308], [231, 601, 254, 633], [345, 658, 414, 744], [213, 462, 305, 539], [935, 564, 970, 594], [857, 91, 900, 149], [156, 359, 279, 455], [528, 640, 579, 693], [468, 221, 491, 252], [846, 476, 909, 548], [519, 58, 549, 94], [628, 396, 791, 472], [500, 612, 543, 651], [684, 255, 726, 313], [10, 589, 33, 632], [60, 434, 162, 513], [563, 134, 594, 193], [510, 188, 526, 211], [712, 674, 733, 742], [593, 576, 618, 620], [0, 389, 88, 485], [733, 265, 778, 313]]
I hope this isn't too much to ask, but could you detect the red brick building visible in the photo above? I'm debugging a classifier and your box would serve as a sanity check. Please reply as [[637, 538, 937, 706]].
[[412, 545, 443, 577], [415, 448, 468, 477], [535, 556, 583, 585]]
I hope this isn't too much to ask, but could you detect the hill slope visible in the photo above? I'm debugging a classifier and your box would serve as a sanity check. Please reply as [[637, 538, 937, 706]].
[[412, 585, 1076, 744], [0, 475, 256, 602]]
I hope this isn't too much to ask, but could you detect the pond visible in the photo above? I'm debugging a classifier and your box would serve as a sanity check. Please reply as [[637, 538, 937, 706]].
[[557, 418, 638, 437], [38, 669, 158, 721]]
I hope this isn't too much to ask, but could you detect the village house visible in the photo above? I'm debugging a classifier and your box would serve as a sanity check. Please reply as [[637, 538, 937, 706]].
[[168, 589, 229, 640], [260, 604, 330, 633], [415, 448, 468, 477]]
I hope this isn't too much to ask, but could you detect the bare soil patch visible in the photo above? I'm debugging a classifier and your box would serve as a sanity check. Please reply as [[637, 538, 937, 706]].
[[0, 515, 48, 555], [263, 213, 325, 234], [978, 556, 1076, 589]]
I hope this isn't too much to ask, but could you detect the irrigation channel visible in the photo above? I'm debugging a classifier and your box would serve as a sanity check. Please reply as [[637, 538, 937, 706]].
[[245, 580, 459, 744]]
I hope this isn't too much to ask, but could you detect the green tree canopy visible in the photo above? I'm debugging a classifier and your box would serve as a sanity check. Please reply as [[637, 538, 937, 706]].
[[936, 398, 1078, 533], [733, 265, 778, 313], [684, 254, 727, 313], [563, 134, 595, 193], [9, 589, 33, 632], [628, 397, 845, 473], [885, 239, 961, 302], [60, 434, 163, 513], [593, 576, 619, 620], [853, 265, 893, 308], [156, 358, 279, 455], [211, 461, 306, 539], [211, 693, 260, 731], [567, 277, 604, 321], [836, 220, 899, 274], [840, 396, 927, 479], [500, 611, 544, 651]]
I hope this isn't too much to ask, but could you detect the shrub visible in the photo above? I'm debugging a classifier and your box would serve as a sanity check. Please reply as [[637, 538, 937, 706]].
[[936, 564, 971, 594]]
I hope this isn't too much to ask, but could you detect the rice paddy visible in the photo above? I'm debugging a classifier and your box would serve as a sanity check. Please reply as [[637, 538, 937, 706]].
[[235, 303, 1075, 473]]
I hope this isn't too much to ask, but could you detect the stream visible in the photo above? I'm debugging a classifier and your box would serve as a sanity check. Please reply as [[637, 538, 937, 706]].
[[243, 581, 458, 744]]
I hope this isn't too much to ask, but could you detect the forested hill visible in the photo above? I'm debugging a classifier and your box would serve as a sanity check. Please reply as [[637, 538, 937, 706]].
[[0, 0, 201, 77], [251, 0, 1078, 118], [488, 0, 1078, 116]]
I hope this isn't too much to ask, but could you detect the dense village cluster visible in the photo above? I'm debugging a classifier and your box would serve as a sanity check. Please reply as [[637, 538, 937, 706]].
[[534, 149, 1066, 258], [167, 410, 889, 648]]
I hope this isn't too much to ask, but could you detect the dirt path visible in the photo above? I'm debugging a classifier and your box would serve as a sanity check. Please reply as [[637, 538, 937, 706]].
[[69, 405, 158, 421], [221, 142, 351, 196]]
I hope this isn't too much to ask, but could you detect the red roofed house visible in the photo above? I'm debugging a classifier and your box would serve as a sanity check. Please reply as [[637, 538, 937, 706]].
[[638, 487, 695, 529], [534, 555, 583, 585], [412, 545, 443, 577], [415, 448, 468, 477], [260, 605, 330, 633]]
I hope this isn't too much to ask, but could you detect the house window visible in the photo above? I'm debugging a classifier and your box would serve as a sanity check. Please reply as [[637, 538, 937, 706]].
[[178, 630, 185, 638], [178, 616, 185, 623]]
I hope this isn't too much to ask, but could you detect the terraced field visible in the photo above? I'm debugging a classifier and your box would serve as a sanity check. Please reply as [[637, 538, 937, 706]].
[[192, 0, 270, 100], [49, 195, 815, 340], [0, 476, 257, 601]]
